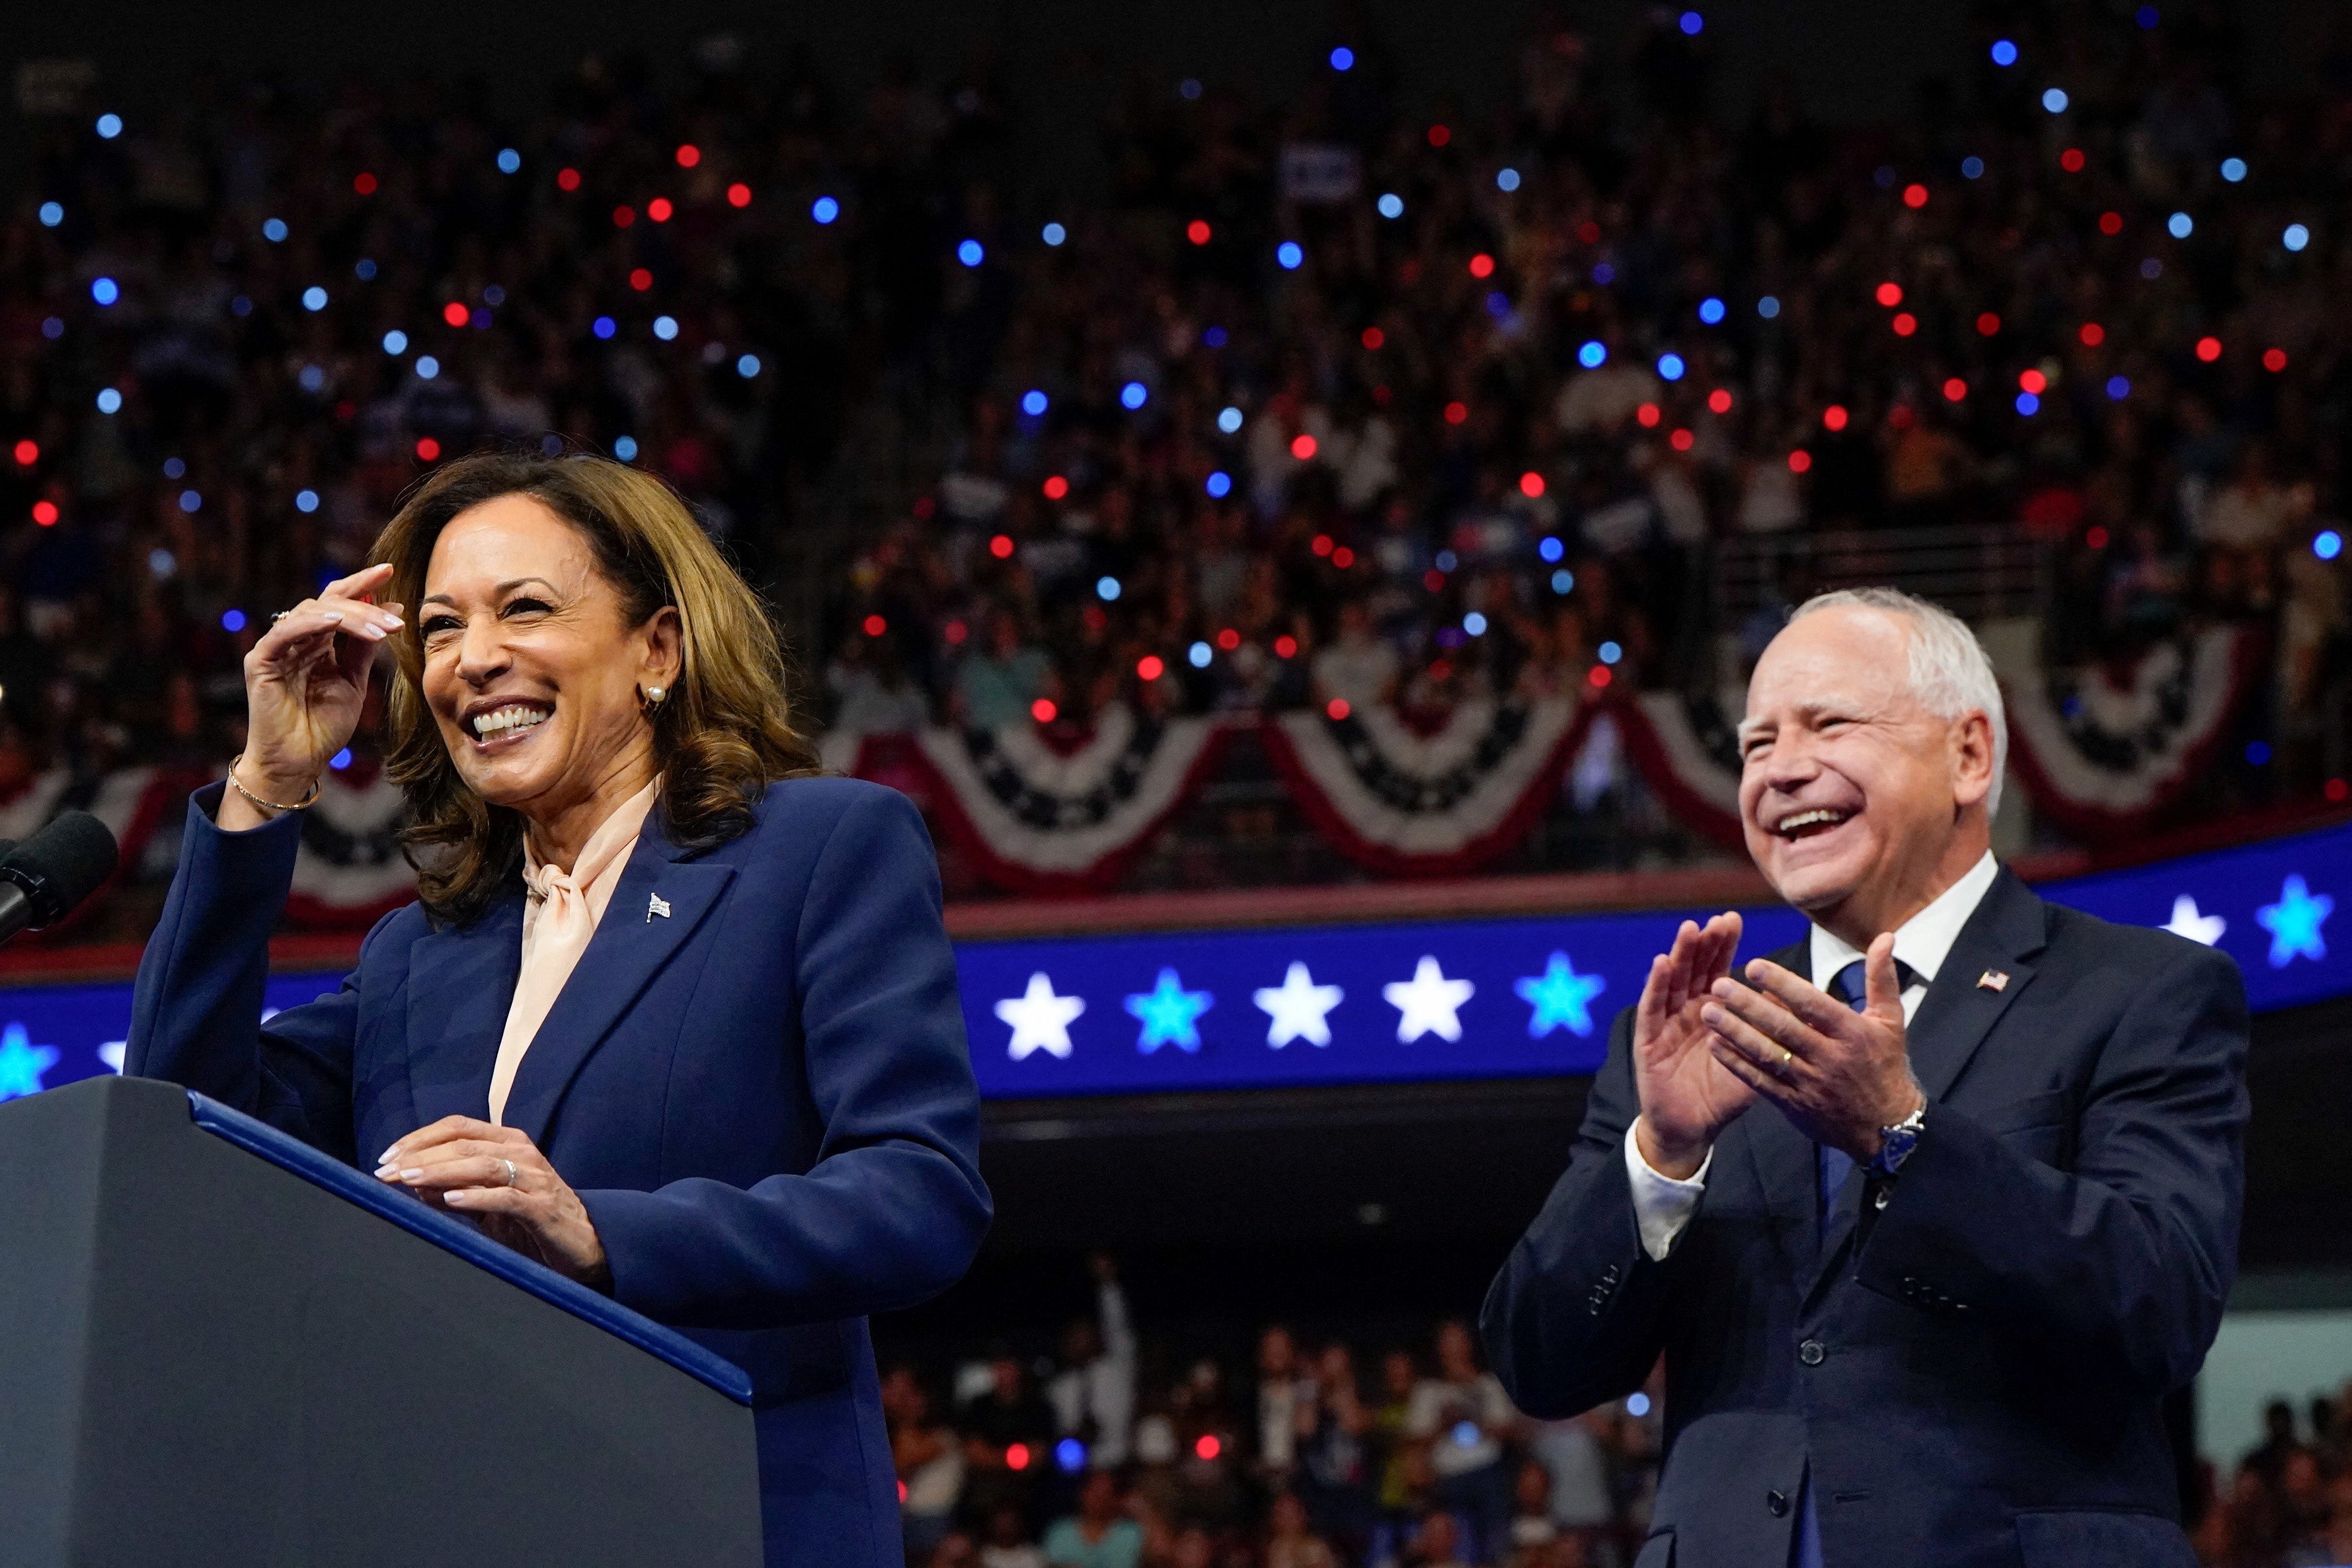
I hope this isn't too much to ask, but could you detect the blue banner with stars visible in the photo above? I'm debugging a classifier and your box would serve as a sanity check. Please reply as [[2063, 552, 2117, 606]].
[[0, 822, 2345, 1106]]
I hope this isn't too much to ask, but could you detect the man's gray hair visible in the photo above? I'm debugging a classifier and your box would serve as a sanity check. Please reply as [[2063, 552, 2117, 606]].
[[1787, 587, 2008, 818]]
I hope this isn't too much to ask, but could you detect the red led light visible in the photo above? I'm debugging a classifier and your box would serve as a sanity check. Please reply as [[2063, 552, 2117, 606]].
[[1587, 664, 1613, 689], [1427, 125, 1450, 147], [2019, 369, 2047, 394], [1027, 701, 1056, 726], [1875, 282, 1903, 308], [353, 172, 377, 195], [2080, 323, 2105, 346], [726, 182, 752, 208], [2086, 526, 2110, 549], [1942, 377, 1968, 402], [1187, 219, 1212, 245], [862, 613, 887, 637], [1520, 471, 1546, 498], [2195, 336, 2223, 362], [1361, 326, 1384, 350], [1196, 1435, 1223, 1460], [1635, 403, 1661, 428], [1331, 546, 1355, 568], [1443, 401, 1468, 425], [2263, 347, 2289, 373], [1290, 434, 1319, 460], [647, 198, 674, 223], [613, 206, 635, 228], [1823, 405, 1850, 432], [1707, 389, 1733, 414], [1977, 312, 2002, 336], [1902, 183, 1928, 208], [414, 437, 441, 461], [1787, 450, 1813, 473], [2326, 778, 2348, 803], [32, 500, 59, 526], [1326, 698, 1351, 721], [676, 144, 701, 168], [629, 268, 654, 292], [945, 619, 968, 645], [1274, 635, 1298, 659], [557, 167, 581, 192], [1138, 655, 1165, 682], [12, 439, 36, 466], [1312, 534, 1333, 557], [2099, 211, 2123, 235], [1892, 312, 1918, 336], [1423, 568, 1446, 592], [989, 533, 1014, 559], [442, 301, 469, 327], [2060, 147, 2085, 173], [1469, 253, 1495, 279], [1216, 627, 1241, 652], [1042, 475, 1070, 500], [1669, 428, 1695, 451], [1006, 1444, 1031, 1471]]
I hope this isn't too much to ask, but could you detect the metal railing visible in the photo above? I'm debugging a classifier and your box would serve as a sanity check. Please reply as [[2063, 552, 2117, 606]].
[[1713, 524, 2051, 626]]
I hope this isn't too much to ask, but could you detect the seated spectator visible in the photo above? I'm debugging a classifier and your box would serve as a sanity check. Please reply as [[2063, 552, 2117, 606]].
[[1262, 1492, 1339, 1568], [1041, 1472, 1144, 1568], [980, 1507, 1047, 1568]]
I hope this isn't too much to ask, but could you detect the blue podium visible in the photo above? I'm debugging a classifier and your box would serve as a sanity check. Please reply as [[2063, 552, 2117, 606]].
[[0, 1075, 763, 1566]]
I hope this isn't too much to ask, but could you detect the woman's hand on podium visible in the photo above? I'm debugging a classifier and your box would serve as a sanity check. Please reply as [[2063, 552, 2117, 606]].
[[375, 1117, 611, 1290], [221, 561, 404, 832]]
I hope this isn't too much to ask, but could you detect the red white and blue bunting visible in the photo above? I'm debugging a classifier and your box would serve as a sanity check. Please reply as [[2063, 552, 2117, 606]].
[[283, 765, 418, 928]]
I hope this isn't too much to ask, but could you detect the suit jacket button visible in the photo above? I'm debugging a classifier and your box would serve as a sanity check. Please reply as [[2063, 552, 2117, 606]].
[[1768, 1489, 1789, 1517], [1799, 1339, 1826, 1366]]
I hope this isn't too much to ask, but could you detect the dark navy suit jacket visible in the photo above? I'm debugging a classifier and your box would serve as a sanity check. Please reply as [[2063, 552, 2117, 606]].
[[128, 775, 992, 1568], [1481, 869, 2248, 1568]]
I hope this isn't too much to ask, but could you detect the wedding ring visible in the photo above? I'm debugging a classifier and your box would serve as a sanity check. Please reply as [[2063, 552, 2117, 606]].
[[502, 1159, 518, 1187], [271, 609, 294, 622], [1778, 1046, 1794, 1073]]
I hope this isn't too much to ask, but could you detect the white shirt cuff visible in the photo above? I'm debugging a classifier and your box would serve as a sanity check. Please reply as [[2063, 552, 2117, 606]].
[[1624, 1118, 1712, 1261]]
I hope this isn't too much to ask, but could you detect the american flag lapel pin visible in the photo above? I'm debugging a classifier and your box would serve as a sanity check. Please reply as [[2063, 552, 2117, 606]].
[[1977, 968, 2009, 992], [648, 892, 672, 922]]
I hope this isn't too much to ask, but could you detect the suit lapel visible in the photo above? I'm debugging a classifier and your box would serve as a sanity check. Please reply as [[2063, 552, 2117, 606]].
[[498, 809, 738, 1147], [403, 894, 525, 1126], [1904, 868, 2046, 1102], [1740, 937, 1823, 1284]]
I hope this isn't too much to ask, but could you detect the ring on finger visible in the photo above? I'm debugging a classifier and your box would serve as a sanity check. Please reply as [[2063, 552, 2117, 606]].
[[502, 1158, 518, 1188], [1778, 1045, 1795, 1075], [271, 609, 295, 623]]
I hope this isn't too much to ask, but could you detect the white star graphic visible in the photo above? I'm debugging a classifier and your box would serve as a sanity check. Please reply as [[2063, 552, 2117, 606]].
[[1382, 955, 1475, 1044], [995, 972, 1085, 1061], [2161, 894, 2226, 947], [1253, 962, 1345, 1048]]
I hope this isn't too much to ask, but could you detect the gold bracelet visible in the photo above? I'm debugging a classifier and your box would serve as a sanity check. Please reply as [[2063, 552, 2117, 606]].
[[227, 755, 322, 814]]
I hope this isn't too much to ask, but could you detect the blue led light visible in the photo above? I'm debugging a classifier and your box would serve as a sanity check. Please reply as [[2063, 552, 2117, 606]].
[[40, 317, 61, 339], [1962, 155, 1985, 180], [1377, 192, 1404, 219], [652, 315, 679, 341], [1598, 641, 1622, 665], [1591, 262, 1615, 285], [2168, 212, 2194, 239], [297, 364, 325, 393], [415, 355, 440, 379], [355, 258, 377, 280], [302, 286, 328, 311], [1758, 295, 1781, 319], [95, 112, 123, 139], [737, 353, 761, 378], [2220, 157, 2248, 184], [1042, 221, 1067, 246], [1990, 40, 2019, 66], [2140, 257, 2164, 280], [1189, 641, 1212, 668], [180, 489, 202, 513], [330, 748, 353, 771], [263, 217, 288, 243], [2042, 87, 2069, 114], [38, 202, 62, 227], [1120, 381, 1149, 410], [1206, 470, 1233, 498], [494, 147, 520, 174], [1698, 297, 1726, 325], [1276, 241, 1304, 270], [1217, 406, 1244, 434], [2136, 5, 2160, 26], [1179, 79, 1202, 101], [1097, 576, 1122, 601], [1678, 11, 1704, 35], [1203, 325, 1229, 348], [1538, 537, 1564, 563], [957, 239, 985, 268], [1485, 291, 1511, 318], [295, 489, 320, 513], [2247, 741, 2273, 767], [1435, 550, 1458, 572], [2016, 391, 2040, 416], [1497, 167, 1521, 192], [1329, 46, 1354, 71], [220, 608, 246, 633], [1627, 1392, 1652, 1417], [90, 276, 118, 306], [613, 435, 639, 461], [95, 387, 122, 414], [2284, 223, 2310, 253], [2315, 529, 2343, 562], [1578, 340, 1608, 368], [383, 329, 409, 355], [1463, 611, 1488, 636], [592, 316, 617, 340], [811, 196, 840, 225], [1657, 352, 1686, 381], [163, 457, 186, 479], [2106, 375, 2131, 401], [1021, 389, 1049, 416], [1055, 1438, 1087, 1474]]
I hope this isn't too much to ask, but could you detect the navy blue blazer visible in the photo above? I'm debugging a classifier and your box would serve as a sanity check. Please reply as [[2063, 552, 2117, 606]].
[[1482, 869, 2248, 1568], [129, 775, 993, 1568]]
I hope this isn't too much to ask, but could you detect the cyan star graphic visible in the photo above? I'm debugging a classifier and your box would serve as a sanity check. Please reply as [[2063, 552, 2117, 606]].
[[2255, 875, 2333, 968], [0, 1022, 60, 1102], [1514, 952, 1607, 1038], [1125, 968, 1214, 1053]]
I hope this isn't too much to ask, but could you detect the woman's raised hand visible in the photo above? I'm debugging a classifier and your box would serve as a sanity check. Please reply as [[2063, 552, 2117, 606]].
[[223, 562, 404, 828]]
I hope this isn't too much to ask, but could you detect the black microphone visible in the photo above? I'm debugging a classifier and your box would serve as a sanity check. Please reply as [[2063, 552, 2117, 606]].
[[0, 811, 120, 947]]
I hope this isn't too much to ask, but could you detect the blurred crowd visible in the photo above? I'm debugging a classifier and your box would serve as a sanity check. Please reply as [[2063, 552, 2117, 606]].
[[885, 1261, 1663, 1568], [4, 1, 2350, 815], [2195, 1389, 2352, 1568]]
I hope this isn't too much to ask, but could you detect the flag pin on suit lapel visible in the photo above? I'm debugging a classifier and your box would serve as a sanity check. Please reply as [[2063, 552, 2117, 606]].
[[648, 892, 672, 921], [1977, 968, 2009, 991]]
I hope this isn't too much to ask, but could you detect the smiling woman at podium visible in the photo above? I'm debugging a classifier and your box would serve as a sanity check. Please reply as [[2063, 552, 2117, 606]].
[[126, 450, 992, 1568]]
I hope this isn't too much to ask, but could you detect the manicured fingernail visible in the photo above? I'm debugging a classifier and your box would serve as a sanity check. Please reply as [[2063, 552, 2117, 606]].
[[323, 611, 344, 623], [373, 1163, 399, 1179], [379, 1145, 400, 1163], [379, 613, 403, 627], [399, 1167, 424, 1181], [358, 624, 385, 640]]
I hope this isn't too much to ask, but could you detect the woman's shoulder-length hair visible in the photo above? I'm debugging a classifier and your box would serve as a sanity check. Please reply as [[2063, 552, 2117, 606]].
[[369, 448, 819, 925]]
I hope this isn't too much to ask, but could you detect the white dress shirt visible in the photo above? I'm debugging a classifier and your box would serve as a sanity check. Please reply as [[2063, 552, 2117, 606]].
[[1624, 851, 2001, 1260]]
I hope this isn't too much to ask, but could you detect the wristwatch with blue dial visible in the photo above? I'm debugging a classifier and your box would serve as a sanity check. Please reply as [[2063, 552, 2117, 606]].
[[1867, 1103, 1928, 1178]]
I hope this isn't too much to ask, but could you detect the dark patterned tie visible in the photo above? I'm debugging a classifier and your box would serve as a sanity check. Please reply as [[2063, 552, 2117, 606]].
[[1821, 959, 1918, 1235]]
